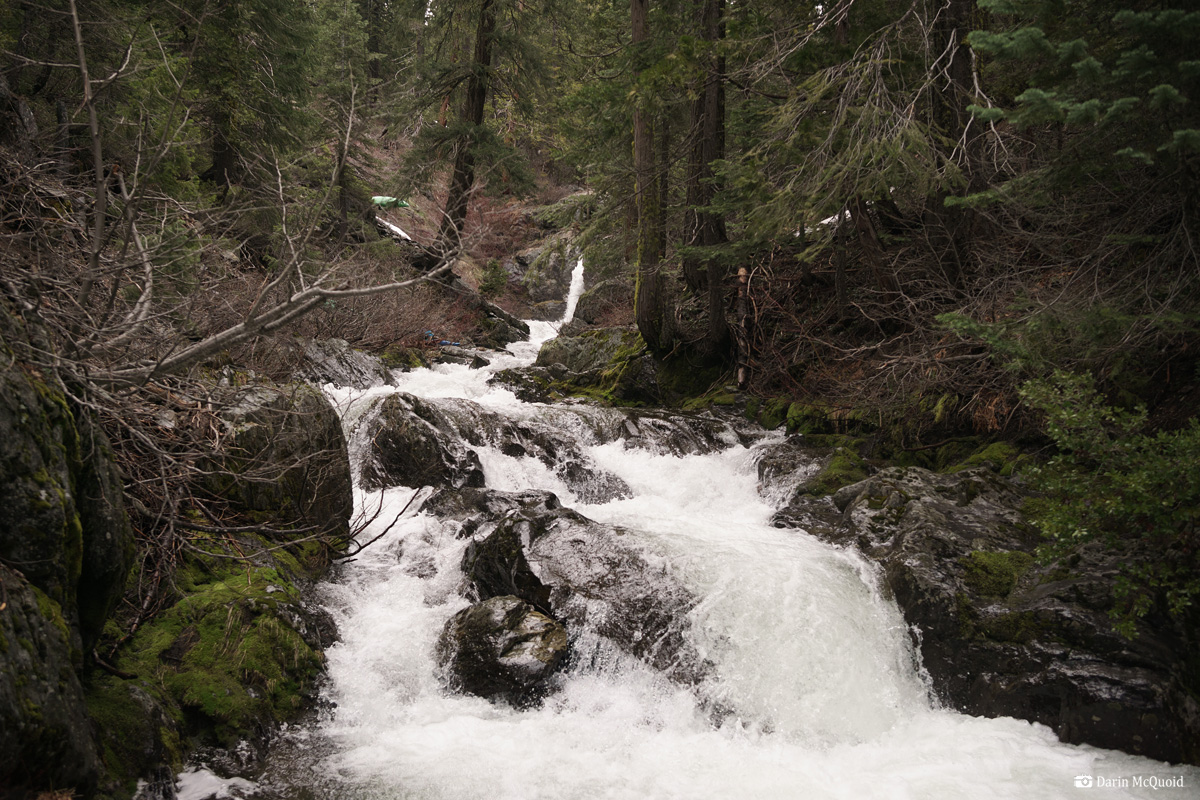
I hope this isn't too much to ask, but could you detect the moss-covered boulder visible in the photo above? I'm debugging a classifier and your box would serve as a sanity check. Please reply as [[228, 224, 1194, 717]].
[[530, 327, 663, 406], [85, 540, 334, 797], [0, 565, 102, 794]]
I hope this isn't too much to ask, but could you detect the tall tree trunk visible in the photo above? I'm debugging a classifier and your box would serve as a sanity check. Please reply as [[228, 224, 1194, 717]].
[[682, 0, 729, 354], [850, 195, 900, 299], [927, 0, 983, 289], [435, 0, 496, 259], [632, 0, 669, 352]]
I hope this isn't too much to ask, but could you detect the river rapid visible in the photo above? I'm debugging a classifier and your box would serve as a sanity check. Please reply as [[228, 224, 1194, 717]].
[[206, 262, 1199, 800]]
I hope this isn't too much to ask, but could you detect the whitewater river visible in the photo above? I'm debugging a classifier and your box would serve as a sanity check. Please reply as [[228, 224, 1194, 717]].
[[194, 261, 1198, 800]]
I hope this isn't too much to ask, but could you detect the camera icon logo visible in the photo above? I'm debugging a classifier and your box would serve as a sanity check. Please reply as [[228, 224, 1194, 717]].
[[1075, 776, 1094, 788]]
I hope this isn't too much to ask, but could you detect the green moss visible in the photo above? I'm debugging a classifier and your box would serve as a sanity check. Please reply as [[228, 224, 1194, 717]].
[[946, 441, 1026, 476], [31, 586, 72, 653], [758, 397, 791, 430], [785, 402, 829, 434], [961, 549, 1035, 597], [380, 347, 428, 370], [681, 389, 736, 411], [102, 545, 323, 751], [801, 446, 870, 496]]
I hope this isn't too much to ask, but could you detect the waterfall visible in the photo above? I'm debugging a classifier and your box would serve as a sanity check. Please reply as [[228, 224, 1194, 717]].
[[228, 264, 1197, 800], [561, 255, 586, 325]]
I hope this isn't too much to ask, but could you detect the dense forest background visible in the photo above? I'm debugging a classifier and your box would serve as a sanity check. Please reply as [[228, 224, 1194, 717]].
[[2, 0, 1198, 649]]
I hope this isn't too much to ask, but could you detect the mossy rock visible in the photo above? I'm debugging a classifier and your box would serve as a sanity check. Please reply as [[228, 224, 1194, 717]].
[[800, 446, 871, 497], [205, 382, 354, 555], [380, 346, 429, 370], [94, 548, 326, 752], [961, 549, 1035, 597], [0, 296, 135, 653], [946, 441, 1027, 477], [757, 397, 791, 430], [1, 565, 101, 793]]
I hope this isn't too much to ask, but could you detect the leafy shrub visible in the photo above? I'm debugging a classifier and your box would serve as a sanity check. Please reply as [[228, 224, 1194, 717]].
[[1021, 370, 1200, 633], [478, 258, 508, 297]]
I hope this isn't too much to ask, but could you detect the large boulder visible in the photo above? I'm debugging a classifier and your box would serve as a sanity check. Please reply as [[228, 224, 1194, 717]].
[[0, 565, 102, 794], [210, 383, 354, 542], [515, 231, 575, 304], [792, 465, 1199, 764], [357, 393, 487, 490], [535, 327, 645, 375], [436, 595, 568, 703], [570, 279, 630, 326], [0, 298, 135, 654], [298, 337, 395, 389], [455, 493, 705, 683], [356, 392, 631, 501]]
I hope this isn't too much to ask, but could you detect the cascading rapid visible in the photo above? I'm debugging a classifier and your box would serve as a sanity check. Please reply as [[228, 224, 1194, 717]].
[[229, 264, 1197, 800]]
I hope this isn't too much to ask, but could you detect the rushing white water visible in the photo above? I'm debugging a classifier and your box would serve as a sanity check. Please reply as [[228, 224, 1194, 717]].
[[562, 255, 586, 325], [250, 273, 1197, 800]]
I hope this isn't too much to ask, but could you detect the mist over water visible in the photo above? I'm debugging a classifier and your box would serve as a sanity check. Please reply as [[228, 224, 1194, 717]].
[[248, 273, 1198, 800]]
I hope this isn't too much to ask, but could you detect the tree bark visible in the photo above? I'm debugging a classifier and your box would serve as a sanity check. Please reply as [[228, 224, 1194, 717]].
[[632, 0, 669, 352], [850, 195, 900, 299], [681, 0, 729, 354], [436, 0, 497, 256], [927, 0, 984, 289]]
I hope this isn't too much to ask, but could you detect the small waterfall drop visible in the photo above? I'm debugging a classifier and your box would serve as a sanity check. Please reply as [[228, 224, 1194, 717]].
[[561, 254, 586, 325], [241, 262, 1198, 800]]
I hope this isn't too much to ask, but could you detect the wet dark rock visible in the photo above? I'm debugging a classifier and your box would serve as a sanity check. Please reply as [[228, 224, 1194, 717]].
[[478, 316, 526, 349], [210, 383, 354, 541], [490, 366, 562, 404], [298, 337, 395, 389], [435, 345, 490, 369], [0, 565, 101, 794], [358, 393, 487, 490], [808, 465, 1199, 764], [358, 392, 631, 501], [460, 504, 704, 683], [437, 595, 569, 704], [0, 296, 135, 654], [423, 487, 562, 540]]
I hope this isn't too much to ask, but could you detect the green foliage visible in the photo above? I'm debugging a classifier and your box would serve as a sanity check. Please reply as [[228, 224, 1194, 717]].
[[970, 1, 1200, 183], [478, 258, 508, 297], [1021, 371, 1200, 632]]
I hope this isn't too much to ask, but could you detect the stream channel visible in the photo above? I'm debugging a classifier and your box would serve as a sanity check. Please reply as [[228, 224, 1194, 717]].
[[199, 262, 1198, 799]]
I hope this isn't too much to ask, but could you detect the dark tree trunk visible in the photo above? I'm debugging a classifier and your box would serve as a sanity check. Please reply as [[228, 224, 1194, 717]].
[[436, 0, 497, 258], [632, 0, 670, 351], [927, 0, 984, 289], [682, 0, 730, 354], [850, 195, 900, 299]]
